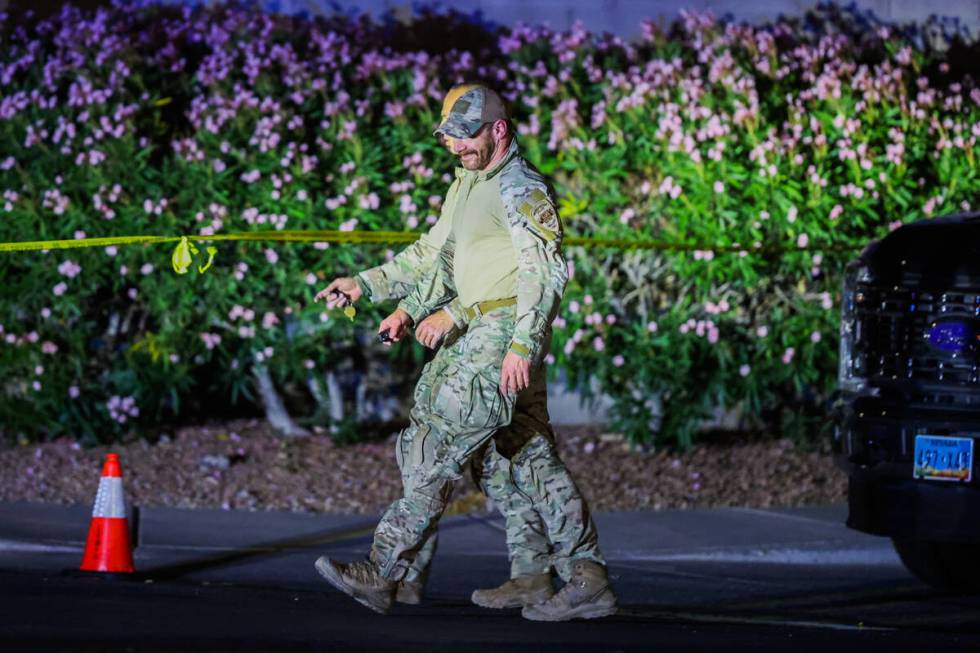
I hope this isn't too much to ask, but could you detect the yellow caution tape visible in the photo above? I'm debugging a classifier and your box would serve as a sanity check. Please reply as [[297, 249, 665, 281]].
[[171, 236, 196, 274], [0, 228, 862, 324], [0, 229, 860, 255]]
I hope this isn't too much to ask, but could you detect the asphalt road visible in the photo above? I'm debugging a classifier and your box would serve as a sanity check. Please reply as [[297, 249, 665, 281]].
[[1, 503, 979, 651]]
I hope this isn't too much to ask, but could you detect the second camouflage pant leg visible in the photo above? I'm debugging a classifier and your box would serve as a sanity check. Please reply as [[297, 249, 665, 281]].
[[478, 441, 551, 578], [509, 433, 606, 581]]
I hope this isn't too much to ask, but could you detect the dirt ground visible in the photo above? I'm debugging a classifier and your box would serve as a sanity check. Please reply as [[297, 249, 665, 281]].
[[0, 420, 846, 515]]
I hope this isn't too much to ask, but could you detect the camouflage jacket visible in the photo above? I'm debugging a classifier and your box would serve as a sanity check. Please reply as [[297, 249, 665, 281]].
[[396, 139, 567, 363]]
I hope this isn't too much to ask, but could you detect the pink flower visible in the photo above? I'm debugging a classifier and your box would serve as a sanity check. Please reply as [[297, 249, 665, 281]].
[[619, 208, 635, 224], [593, 337, 605, 352], [612, 355, 625, 367], [265, 248, 279, 264], [568, 301, 580, 314], [107, 394, 139, 422], [739, 364, 751, 377], [262, 312, 280, 329], [41, 341, 58, 354], [140, 263, 154, 275], [756, 325, 769, 337], [810, 331, 822, 343], [797, 233, 809, 248], [305, 273, 317, 285], [53, 282, 68, 296], [68, 386, 79, 398], [782, 347, 795, 364], [713, 181, 724, 193], [57, 260, 81, 278], [647, 321, 658, 332]]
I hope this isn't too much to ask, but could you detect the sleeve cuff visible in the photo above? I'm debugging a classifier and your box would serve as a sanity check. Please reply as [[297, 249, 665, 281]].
[[444, 299, 468, 328], [397, 299, 425, 325], [355, 270, 384, 302], [509, 340, 533, 360]]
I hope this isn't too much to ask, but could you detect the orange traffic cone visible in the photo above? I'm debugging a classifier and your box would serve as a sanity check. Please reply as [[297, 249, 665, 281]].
[[80, 453, 135, 573]]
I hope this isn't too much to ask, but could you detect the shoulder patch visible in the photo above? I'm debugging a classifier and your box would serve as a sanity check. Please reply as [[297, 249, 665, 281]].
[[526, 200, 560, 236], [500, 157, 562, 241]]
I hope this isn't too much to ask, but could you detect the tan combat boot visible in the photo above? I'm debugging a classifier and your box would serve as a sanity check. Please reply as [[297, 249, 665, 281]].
[[471, 573, 554, 609], [521, 561, 617, 621], [395, 579, 424, 605], [314, 556, 395, 614]]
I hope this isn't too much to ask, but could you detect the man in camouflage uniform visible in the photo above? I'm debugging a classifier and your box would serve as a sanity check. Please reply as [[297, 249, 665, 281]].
[[316, 85, 562, 611], [313, 85, 616, 621]]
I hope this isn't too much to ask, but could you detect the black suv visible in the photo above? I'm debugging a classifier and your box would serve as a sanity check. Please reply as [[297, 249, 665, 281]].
[[834, 211, 980, 591]]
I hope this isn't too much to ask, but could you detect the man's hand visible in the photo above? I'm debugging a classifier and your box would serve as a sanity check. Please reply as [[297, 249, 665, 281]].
[[378, 309, 413, 347], [313, 277, 363, 308], [415, 309, 455, 350], [500, 351, 531, 395]]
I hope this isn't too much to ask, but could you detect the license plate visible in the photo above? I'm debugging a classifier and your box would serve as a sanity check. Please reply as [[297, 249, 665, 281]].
[[913, 435, 974, 482]]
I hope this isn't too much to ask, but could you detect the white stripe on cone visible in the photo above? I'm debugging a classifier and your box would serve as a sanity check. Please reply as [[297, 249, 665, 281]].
[[91, 476, 127, 519]]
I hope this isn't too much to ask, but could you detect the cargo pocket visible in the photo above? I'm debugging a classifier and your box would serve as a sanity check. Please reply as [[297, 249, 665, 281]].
[[432, 368, 504, 430]]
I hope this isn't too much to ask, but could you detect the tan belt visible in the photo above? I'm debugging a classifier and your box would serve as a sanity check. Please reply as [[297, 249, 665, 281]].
[[461, 296, 517, 322]]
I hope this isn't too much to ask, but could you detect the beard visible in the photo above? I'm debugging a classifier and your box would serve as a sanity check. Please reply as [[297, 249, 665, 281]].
[[457, 133, 496, 170]]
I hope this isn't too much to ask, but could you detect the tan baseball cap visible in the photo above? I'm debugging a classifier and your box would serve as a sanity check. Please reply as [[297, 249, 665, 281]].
[[434, 84, 509, 139]]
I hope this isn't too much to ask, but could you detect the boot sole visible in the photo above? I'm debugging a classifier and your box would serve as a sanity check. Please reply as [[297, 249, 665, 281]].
[[471, 588, 554, 609], [395, 591, 423, 605], [314, 557, 391, 615], [522, 603, 618, 622]]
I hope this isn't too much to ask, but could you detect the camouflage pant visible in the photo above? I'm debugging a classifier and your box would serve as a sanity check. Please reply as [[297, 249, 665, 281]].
[[372, 306, 604, 582]]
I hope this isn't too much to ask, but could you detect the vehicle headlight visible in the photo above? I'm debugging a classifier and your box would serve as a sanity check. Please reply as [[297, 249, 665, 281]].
[[838, 260, 872, 394]]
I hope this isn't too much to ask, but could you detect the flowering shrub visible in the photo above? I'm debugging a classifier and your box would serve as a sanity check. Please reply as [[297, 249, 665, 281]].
[[0, 2, 977, 446]]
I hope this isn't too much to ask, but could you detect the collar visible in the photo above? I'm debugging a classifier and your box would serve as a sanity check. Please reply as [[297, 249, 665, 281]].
[[453, 138, 520, 183]]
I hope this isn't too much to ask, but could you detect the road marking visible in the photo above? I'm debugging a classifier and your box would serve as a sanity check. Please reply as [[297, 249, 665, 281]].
[[0, 539, 82, 553], [610, 560, 778, 587], [614, 545, 900, 566], [621, 608, 895, 632], [731, 506, 846, 526]]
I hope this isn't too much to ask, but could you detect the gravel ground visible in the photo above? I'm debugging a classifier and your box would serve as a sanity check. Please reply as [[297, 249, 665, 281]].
[[0, 419, 846, 514]]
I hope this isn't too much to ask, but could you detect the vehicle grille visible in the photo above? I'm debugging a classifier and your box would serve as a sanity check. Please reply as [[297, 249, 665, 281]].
[[855, 284, 980, 394]]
